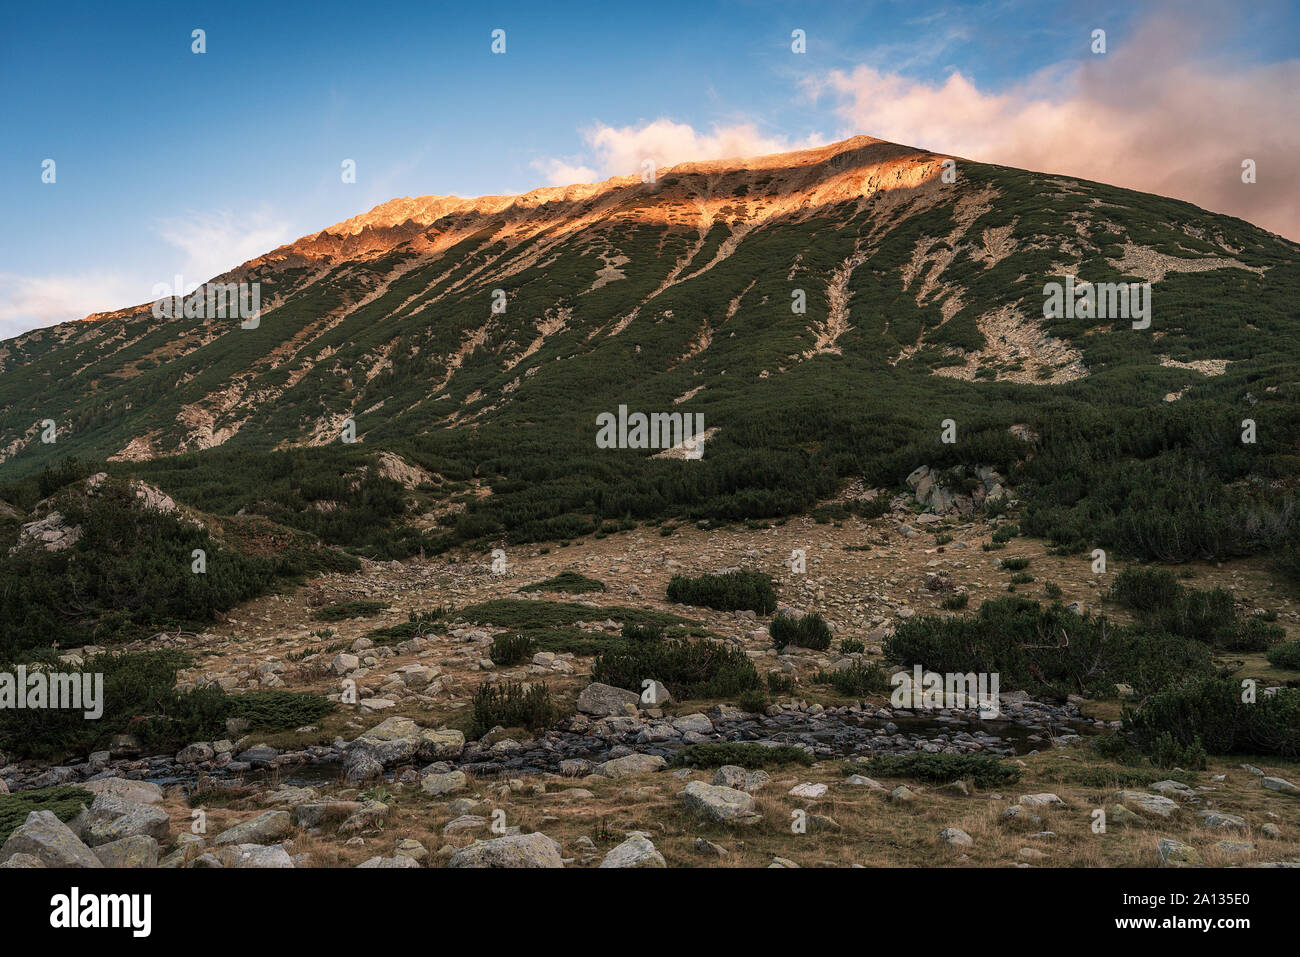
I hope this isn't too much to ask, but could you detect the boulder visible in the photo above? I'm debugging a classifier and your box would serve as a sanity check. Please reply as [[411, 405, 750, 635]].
[[420, 770, 467, 797], [212, 810, 293, 846], [79, 793, 172, 847], [0, 811, 102, 868], [1113, 791, 1180, 818], [576, 682, 640, 717], [213, 843, 294, 868], [680, 781, 761, 825], [82, 778, 164, 805], [600, 835, 666, 868], [93, 835, 160, 868], [595, 753, 667, 778], [447, 833, 564, 868]]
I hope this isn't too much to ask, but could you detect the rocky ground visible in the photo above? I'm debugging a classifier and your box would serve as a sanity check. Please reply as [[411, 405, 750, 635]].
[[3, 488, 1299, 869]]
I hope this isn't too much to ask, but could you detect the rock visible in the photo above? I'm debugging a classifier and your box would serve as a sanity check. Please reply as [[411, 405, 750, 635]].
[[0, 811, 102, 868], [349, 716, 425, 764], [1110, 804, 1141, 827], [600, 835, 666, 868], [236, 744, 278, 766], [940, 827, 974, 847], [442, 815, 487, 835], [82, 778, 164, 805], [576, 682, 640, 716], [709, 766, 769, 792], [332, 653, 360, 675], [680, 781, 761, 825], [93, 835, 159, 868], [420, 770, 467, 796], [1150, 780, 1197, 801], [419, 728, 466, 761], [395, 838, 428, 863], [343, 750, 384, 784], [789, 782, 828, 800], [1262, 776, 1300, 797], [1018, 793, 1064, 809], [1261, 823, 1282, 839], [1000, 805, 1041, 825], [213, 843, 295, 868], [844, 775, 886, 790], [1018, 847, 1047, 861], [639, 680, 672, 708], [295, 802, 362, 828], [670, 713, 713, 734], [1114, 791, 1180, 818], [448, 833, 564, 868], [694, 838, 727, 858], [595, 754, 666, 778], [1156, 838, 1202, 868], [1199, 811, 1247, 830], [176, 742, 215, 764], [79, 794, 172, 847], [212, 810, 293, 846], [888, 786, 916, 804], [0, 853, 45, 868], [357, 854, 421, 868]]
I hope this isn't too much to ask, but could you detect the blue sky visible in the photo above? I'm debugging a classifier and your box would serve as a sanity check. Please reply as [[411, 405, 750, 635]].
[[2, 0, 1296, 337]]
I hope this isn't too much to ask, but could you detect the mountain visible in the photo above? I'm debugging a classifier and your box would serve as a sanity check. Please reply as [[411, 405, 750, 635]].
[[2, 135, 1298, 560]]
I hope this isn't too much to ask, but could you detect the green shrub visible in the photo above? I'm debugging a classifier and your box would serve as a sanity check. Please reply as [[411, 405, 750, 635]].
[[769, 612, 832, 650], [885, 596, 1213, 698], [941, 592, 969, 610], [468, 680, 562, 738], [1126, 676, 1300, 758], [312, 600, 387, 621], [363, 608, 446, 645], [666, 570, 777, 614], [813, 661, 890, 696], [489, 632, 537, 666], [670, 742, 813, 768], [991, 524, 1020, 543], [852, 753, 1021, 788], [518, 571, 606, 594], [226, 690, 335, 731], [1001, 557, 1030, 571], [766, 672, 795, 695], [839, 639, 866, 655], [1147, 731, 1208, 770], [591, 637, 761, 699], [1266, 639, 1300, 670], [1110, 567, 1283, 651], [737, 689, 768, 713]]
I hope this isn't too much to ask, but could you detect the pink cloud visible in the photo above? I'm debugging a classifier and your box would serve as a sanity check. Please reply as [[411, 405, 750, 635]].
[[815, 11, 1300, 241]]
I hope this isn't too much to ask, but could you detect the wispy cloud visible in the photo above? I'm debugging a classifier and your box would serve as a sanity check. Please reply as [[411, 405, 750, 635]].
[[534, 119, 828, 184], [0, 207, 296, 340]]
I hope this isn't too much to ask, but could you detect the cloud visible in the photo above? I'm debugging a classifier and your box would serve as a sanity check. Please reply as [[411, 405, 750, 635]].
[[530, 157, 600, 185], [0, 207, 296, 341], [0, 271, 143, 341], [535, 119, 829, 184], [153, 207, 295, 288], [813, 8, 1300, 241]]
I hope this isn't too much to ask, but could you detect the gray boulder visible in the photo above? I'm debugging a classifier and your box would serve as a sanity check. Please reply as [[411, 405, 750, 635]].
[[0, 811, 102, 868], [448, 833, 564, 868], [680, 781, 761, 825], [576, 682, 640, 716]]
